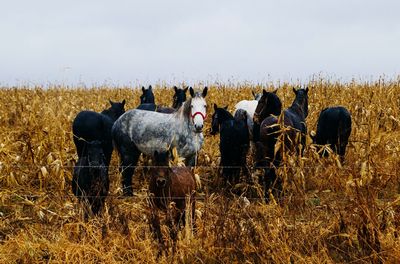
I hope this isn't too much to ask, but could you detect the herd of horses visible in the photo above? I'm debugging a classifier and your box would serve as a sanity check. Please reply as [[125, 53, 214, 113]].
[[71, 85, 352, 245]]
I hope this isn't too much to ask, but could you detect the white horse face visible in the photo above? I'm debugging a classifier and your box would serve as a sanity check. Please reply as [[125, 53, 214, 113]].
[[188, 87, 208, 133], [190, 96, 207, 133]]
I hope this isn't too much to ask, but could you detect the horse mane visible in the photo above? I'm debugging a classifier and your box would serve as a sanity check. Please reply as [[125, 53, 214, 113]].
[[175, 97, 192, 120], [218, 107, 234, 121]]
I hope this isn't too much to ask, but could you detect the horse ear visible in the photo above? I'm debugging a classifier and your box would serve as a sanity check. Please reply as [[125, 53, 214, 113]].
[[223, 106, 228, 110], [263, 89, 267, 95], [109, 99, 114, 105], [122, 99, 126, 106], [305, 86, 309, 93], [148, 85, 152, 90], [292, 87, 297, 94], [213, 103, 218, 110], [272, 89, 278, 94], [189, 87, 195, 97], [252, 90, 256, 97], [184, 87, 189, 93], [202, 86, 208, 97], [174, 86, 178, 92], [142, 86, 145, 92]]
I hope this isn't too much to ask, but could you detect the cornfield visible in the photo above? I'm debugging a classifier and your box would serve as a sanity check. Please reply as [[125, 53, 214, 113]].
[[1, 79, 400, 263]]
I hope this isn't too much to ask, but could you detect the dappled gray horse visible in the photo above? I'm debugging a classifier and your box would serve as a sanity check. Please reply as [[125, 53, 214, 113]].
[[112, 87, 208, 196]]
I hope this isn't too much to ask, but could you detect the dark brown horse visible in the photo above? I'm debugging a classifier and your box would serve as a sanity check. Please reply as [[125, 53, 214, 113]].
[[254, 87, 309, 201], [148, 150, 196, 250]]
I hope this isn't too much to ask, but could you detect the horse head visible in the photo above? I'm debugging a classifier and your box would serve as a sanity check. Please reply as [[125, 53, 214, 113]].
[[106, 99, 126, 121], [292, 87, 309, 118], [172, 86, 188, 109], [140, 85, 155, 104], [188, 86, 208, 133], [152, 150, 172, 188], [254, 89, 282, 123], [211, 103, 229, 135]]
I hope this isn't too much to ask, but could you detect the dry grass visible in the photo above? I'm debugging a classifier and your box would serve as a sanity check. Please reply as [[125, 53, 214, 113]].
[[1, 79, 400, 263]]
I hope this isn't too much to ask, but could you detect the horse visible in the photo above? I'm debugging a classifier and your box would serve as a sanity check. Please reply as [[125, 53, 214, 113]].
[[252, 89, 282, 143], [72, 99, 126, 167], [137, 86, 188, 113], [254, 87, 308, 201], [148, 150, 196, 250], [233, 91, 262, 140], [72, 140, 109, 217], [112, 87, 208, 196], [311, 106, 352, 161], [211, 104, 250, 185]]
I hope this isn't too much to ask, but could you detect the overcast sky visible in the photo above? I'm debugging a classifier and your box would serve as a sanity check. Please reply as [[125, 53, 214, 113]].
[[1, 0, 399, 86]]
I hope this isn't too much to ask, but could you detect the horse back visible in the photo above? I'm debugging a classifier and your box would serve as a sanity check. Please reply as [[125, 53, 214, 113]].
[[73, 111, 113, 138], [137, 103, 157, 111], [73, 111, 114, 163], [283, 109, 306, 134], [316, 106, 351, 145]]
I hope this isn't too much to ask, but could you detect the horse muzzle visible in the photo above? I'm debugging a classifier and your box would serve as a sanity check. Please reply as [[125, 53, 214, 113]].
[[194, 124, 203, 133], [156, 177, 167, 188]]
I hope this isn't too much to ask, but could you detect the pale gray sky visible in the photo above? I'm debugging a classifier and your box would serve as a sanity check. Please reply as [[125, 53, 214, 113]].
[[1, 0, 399, 86]]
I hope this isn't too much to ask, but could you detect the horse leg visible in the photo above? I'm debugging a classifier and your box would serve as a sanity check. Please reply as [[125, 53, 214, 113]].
[[241, 144, 252, 184], [185, 155, 196, 167], [166, 210, 179, 255], [119, 145, 141, 196], [191, 196, 197, 234], [149, 208, 165, 252], [73, 138, 85, 159]]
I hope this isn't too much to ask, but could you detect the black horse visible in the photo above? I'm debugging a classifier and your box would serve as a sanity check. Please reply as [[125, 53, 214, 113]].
[[137, 86, 188, 113], [72, 140, 109, 216], [312, 106, 352, 161], [72, 99, 126, 167], [254, 87, 309, 201], [211, 104, 250, 185]]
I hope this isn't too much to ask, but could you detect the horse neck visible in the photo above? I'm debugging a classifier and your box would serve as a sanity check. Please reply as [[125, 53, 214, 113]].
[[289, 100, 307, 119], [219, 109, 234, 124], [173, 99, 193, 131], [101, 109, 117, 122]]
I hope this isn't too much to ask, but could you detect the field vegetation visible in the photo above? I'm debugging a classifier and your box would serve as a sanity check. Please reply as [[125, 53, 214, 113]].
[[1, 79, 400, 263]]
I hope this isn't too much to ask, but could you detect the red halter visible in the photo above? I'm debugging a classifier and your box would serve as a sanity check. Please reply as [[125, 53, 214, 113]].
[[191, 111, 206, 120]]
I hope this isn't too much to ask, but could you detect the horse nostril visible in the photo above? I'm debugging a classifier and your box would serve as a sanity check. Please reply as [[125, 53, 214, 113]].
[[156, 178, 166, 187]]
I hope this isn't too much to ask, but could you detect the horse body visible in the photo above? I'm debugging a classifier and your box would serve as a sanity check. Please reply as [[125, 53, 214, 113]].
[[148, 150, 196, 251], [112, 87, 208, 196], [114, 109, 204, 158], [211, 105, 249, 185], [72, 100, 125, 166], [313, 106, 351, 159]]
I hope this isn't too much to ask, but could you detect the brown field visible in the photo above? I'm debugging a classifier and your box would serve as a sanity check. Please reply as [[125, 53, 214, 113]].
[[1, 79, 400, 263]]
